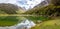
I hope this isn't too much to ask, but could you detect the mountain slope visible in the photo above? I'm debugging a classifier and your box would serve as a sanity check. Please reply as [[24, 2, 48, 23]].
[[0, 3, 24, 14], [25, 0, 50, 15], [25, 0, 60, 16]]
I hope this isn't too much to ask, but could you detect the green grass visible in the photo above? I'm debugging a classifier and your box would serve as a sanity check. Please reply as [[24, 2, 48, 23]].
[[31, 18, 60, 29]]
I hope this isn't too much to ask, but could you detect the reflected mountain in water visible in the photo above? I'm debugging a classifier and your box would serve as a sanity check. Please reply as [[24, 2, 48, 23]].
[[0, 16, 36, 29]]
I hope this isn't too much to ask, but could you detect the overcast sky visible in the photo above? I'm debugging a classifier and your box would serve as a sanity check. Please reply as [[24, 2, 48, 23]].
[[0, 0, 44, 10]]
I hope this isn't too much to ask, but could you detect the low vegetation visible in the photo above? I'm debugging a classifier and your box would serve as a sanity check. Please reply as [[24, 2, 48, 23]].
[[31, 17, 60, 29]]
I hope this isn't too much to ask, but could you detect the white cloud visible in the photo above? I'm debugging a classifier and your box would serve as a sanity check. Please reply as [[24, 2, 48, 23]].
[[0, 0, 17, 4], [0, 0, 44, 10]]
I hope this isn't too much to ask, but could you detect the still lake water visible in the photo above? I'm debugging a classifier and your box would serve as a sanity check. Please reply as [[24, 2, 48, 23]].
[[0, 16, 49, 29]]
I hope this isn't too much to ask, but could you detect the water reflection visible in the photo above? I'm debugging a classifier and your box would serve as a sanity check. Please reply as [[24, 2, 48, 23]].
[[0, 16, 18, 27], [16, 19, 36, 29], [0, 16, 36, 29]]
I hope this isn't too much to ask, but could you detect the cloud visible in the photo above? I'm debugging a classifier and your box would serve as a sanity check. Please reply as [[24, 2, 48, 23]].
[[17, 0, 27, 5], [17, 0, 44, 9], [0, 0, 17, 4], [0, 0, 44, 10]]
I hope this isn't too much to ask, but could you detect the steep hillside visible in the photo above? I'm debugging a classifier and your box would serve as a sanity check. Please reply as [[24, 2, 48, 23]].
[[25, 0, 50, 14], [25, 0, 60, 17], [0, 3, 24, 14]]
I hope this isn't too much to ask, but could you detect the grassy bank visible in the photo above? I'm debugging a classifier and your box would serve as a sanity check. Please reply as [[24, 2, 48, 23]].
[[31, 17, 60, 29]]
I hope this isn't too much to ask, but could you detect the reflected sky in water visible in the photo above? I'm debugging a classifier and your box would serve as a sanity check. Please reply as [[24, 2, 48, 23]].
[[0, 16, 36, 29]]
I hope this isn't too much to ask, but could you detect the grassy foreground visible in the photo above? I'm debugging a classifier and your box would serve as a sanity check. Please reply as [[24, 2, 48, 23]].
[[31, 17, 60, 29]]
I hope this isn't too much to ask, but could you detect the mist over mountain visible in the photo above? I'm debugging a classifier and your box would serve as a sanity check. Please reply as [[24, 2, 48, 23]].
[[25, 0, 60, 16], [25, 0, 50, 13], [0, 0, 44, 10], [31, 0, 51, 9]]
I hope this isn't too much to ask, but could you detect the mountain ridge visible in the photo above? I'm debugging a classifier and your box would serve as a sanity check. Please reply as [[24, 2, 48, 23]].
[[0, 3, 25, 14]]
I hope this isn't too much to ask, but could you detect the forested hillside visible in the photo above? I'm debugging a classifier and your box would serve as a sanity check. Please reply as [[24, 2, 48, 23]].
[[25, 0, 60, 17]]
